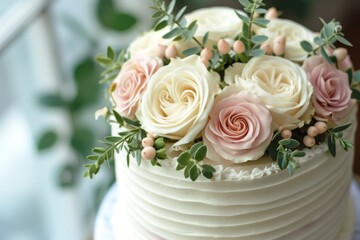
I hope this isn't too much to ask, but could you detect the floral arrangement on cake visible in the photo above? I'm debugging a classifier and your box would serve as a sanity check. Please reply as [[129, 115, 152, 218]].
[[84, 0, 360, 181]]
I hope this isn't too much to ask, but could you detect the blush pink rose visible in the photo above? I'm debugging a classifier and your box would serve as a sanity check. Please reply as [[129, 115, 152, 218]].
[[203, 86, 273, 164], [112, 56, 163, 119], [302, 55, 355, 121]]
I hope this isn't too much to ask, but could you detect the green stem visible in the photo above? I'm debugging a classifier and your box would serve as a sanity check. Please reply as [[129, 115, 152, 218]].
[[312, 34, 337, 54]]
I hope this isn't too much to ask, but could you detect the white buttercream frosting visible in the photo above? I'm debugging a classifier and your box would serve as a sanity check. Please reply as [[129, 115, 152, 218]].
[[113, 106, 357, 239]]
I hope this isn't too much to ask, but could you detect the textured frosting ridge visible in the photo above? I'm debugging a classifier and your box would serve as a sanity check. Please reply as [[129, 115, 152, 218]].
[[114, 108, 357, 240]]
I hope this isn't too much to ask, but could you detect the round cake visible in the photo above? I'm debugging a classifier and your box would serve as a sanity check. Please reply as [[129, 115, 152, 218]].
[[113, 105, 357, 240], [85, 1, 360, 239]]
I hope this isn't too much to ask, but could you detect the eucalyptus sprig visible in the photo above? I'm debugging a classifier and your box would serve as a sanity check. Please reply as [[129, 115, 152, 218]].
[[84, 110, 146, 179], [176, 142, 216, 181], [300, 19, 352, 64], [151, 0, 205, 55], [326, 123, 353, 157], [95, 47, 127, 84], [236, 0, 269, 59]]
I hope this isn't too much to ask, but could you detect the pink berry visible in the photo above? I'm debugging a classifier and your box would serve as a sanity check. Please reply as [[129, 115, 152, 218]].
[[273, 35, 286, 56], [141, 147, 156, 160], [333, 47, 348, 62], [233, 40, 245, 54], [201, 57, 210, 68], [281, 129, 292, 139], [156, 44, 167, 58], [147, 132, 156, 139], [217, 39, 231, 54], [200, 48, 213, 60], [265, 7, 278, 20], [165, 45, 178, 59], [142, 137, 154, 148], [315, 121, 328, 134], [260, 43, 273, 55], [307, 126, 319, 137], [303, 135, 315, 147]]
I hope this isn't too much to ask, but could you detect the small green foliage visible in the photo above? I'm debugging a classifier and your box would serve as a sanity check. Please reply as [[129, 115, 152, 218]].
[[300, 40, 313, 52], [175, 143, 215, 181], [151, 0, 204, 50], [95, 48, 126, 84], [84, 111, 147, 179], [326, 123, 353, 157]]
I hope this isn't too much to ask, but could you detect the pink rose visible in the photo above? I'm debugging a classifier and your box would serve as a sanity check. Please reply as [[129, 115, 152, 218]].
[[203, 86, 273, 164], [112, 56, 163, 119], [302, 55, 354, 121]]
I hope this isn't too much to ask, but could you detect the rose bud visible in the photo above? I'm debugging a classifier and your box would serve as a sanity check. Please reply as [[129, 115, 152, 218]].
[[165, 45, 178, 59], [217, 39, 231, 54], [141, 147, 156, 160], [233, 40, 245, 54]]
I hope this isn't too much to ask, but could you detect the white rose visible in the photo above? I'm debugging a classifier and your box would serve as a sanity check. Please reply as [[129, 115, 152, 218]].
[[229, 56, 313, 130], [175, 7, 245, 53], [139, 55, 220, 146], [257, 19, 316, 62], [128, 29, 171, 58]]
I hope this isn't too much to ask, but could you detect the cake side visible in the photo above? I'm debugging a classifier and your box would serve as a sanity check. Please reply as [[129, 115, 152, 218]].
[[113, 107, 357, 240]]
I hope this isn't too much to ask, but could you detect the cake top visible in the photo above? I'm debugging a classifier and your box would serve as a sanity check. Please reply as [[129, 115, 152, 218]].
[[85, 0, 360, 182]]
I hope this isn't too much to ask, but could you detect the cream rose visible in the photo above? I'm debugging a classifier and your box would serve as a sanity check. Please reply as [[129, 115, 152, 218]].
[[128, 29, 172, 58], [228, 55, 313, 130], [139, 55, 220, 146], [175, 7, 244, 53], [203, 87, 273, 164], [257, 19, 316, 62], [112, 56, 163, 119]]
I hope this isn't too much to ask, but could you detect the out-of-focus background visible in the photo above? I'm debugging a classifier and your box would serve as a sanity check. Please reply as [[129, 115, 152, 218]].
[[0, 0, 359, 239]]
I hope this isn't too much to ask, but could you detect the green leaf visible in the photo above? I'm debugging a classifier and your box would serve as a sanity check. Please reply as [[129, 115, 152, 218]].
[[105, 136, 122, 142], [39, 94, 67, 108], [177, 152, 191, 165], [113, 110, 124, 126], [292, 150, 306, 158], [332, 123, 351, 133], [93, 147, 106, 153], [202, 164, 216, 179], [175, 6, 187, 21], [351, 88, 360, 100], [253, 18, 269, 28], [154, 20, 168, 31], [184, 162, 194, 178], [162, 27, 181, 39], [251, 35, 268, 44], [96, 0, 137, 31], [189, 142, 203, 156], [136, 150, 141, 166], [182, 46, 201, 56], [320, 47, 333, 64], [107, 46, 115, 60], [242, 23, 250, 39], [37, 130, 58, 151], [354, 70, 360, 83], [255, 8, 267, 14], [156, 148, 167, 159], [251, 49, 265, 57], [287, 161, 298, 176], [335, 35, 353, 47], [278, 139, 300, 149], [235, 11, 250, 24], [327, 134, 336, 157], [346, 68, 353, 85], [87, 155, 99, 161], [238, 0, 251, 8], [194, 145, 207, 161], [202, 32, 209, 45], [190, 165, 200, 181], [126, 152, 130, 167], [313, 36, 323, 45], [167, 0, 176, 14], [123, 117, 141, 127], [151, 11, 164, 19], [300, 40, 313, 52], [176, 164, 186, 171]]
